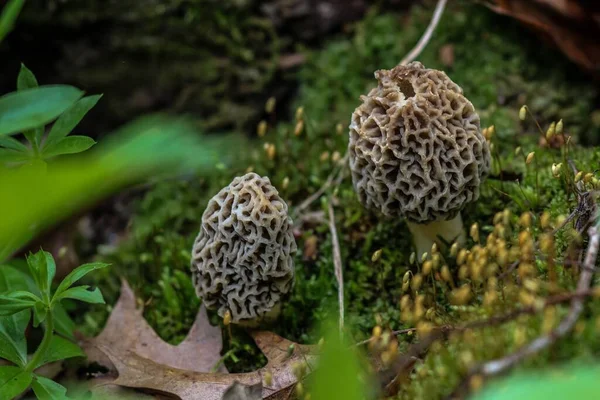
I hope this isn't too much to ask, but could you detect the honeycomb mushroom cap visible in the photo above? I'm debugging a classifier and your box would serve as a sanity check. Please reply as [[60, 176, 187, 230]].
[[348, 62, 491, 223], [191, 173, 297, 324]]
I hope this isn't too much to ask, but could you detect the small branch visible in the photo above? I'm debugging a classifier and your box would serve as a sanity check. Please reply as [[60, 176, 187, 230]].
[[292, 153, 349, 221], [400, 0, 448, 65], [328, 201, 344, 333]]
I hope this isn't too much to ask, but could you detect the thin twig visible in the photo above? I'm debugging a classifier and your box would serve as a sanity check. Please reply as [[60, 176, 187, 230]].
[[400, 0, 448, 65], [292, 153, 349, 220], [328, 201, 344, 333]]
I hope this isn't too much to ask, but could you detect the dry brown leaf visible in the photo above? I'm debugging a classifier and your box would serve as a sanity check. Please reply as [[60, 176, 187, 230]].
[[82, 279, 223, 374], [83, 280, 318, 400], [95, 330, 317, 400]]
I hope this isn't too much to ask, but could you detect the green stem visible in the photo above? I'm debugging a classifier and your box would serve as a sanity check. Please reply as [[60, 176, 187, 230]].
[[25, 309, 53, 373]]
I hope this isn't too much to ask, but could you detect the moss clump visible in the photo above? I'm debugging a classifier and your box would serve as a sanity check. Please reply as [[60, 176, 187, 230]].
[[84, 0, 600, 388]]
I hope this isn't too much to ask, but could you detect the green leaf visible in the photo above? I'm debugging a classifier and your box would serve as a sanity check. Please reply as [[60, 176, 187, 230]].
[[0, 148, 29, 163], [17, 64, 39, 91], [0, 0, 25, 43], [473, 363, 600, 400], [0, 86, 84, 136], [309, 321, 372, 400], [52, 304, 75, 340], [31, 375, 69, 400], [46, 95, 102, 145], [0, 115, 233, 261], [36, 335, 84, 369], [32, 300, 47, 327], [42, 136, 96, 158], [0, 294, 37, 316], [54, 286, 104, 304], [0, 366, 32, 400], [53, 262, 109, 300], [0, 308, 29, 367], [0, 136, 28, 152], [26, 251, 56, 298]]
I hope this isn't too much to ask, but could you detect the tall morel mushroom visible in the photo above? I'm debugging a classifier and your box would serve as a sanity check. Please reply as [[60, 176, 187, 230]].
[[191, 173, 297, 325], [349, 62, 491, 256]]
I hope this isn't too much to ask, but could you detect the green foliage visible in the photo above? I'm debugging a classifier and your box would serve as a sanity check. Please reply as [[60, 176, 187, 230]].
[[0, 250, 109, 400], [0, 0, 24, 43], [309, 323, 372, 400], [473, 364, 600, 400], [0, 64, 99, 165]]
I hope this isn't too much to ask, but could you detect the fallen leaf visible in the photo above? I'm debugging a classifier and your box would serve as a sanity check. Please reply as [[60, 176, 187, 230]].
[[82, 279, 223, 374], [222, 381, 262, 400], [96, 330, 317, 400]]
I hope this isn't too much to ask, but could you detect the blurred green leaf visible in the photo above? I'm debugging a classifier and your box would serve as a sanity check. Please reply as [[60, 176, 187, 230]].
[[473, 364, 600, 400], [0, 0, 25, 43], [36, 335, 84, 368], [46, 95, 102, 145], [0, 115, 235, 261], [0, 148, 29, 163], [0, 366, 32, 400], [0, 294, 37, 316], [52, 302, 75, 340], [17, 64, 39, 91], [310, 323, 371, 400], [0, 86, 84, 136], [32, 300, 47, 327], [42, 136, 96, 158], [0, 136, 28, 152], [31, 375, 70, 400]]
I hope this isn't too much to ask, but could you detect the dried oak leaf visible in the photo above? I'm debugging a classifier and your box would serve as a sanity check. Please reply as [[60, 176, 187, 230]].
[[82, 279, 223, 374], [97, 330, 317, 400]]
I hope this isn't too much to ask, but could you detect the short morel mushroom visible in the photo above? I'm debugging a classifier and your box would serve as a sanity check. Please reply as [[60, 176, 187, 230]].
[[348, 62, 491, 256], [191, 173, 297, 325]]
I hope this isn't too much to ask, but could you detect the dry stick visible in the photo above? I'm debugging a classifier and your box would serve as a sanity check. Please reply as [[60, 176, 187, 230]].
[[328, 201, 345, 333], [292, 153, 349, 220], [447, 223, 599, 399], [399, 0, 449, 65]]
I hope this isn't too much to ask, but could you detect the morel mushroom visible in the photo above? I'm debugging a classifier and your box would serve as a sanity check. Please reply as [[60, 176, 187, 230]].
[[348, 62, 491, 256], [191, 173, 297, 325]]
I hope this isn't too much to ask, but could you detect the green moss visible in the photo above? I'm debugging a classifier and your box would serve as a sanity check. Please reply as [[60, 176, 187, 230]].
[[84, 0, 600, 392]]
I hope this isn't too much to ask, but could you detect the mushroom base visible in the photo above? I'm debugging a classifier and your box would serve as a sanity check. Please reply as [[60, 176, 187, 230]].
[[407, 214, 466, 258]]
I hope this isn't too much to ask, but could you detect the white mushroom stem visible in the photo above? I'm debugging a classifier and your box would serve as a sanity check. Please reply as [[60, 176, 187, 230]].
[[407, 214, 466, 258]]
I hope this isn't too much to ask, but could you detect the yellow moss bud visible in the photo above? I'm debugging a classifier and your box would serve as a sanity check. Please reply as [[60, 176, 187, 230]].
[[257, 120, 268, 137], [514, 326, 526, 346], [556, 119, 563, 135], [422, 260, 433, 275], [403, 271, 411, 284], [457, 249, 468, 265], [519, 105, 527, 121], [223, 310, 232, 326], [372, 325, 382, 338], [294, 120, 304, 136], [421, 252, 429, 262], [430, 242, 438, 254], [551, 163, 562, 178], [441, 265, 452, 283], [319, 151, 330, 162], [515, 146, 522, 156], [331, 151, 341, 163], [574, 171, 584, 182], [519, 212, 532, 228], [265, 97, 276, 114], [502, 208, 511, 226], [450, 242, 459, 257], [546, 122, 556, 140], [540, 211, 551, 229], [450, 284, 472, 305], [584, 172, 594, 183], [409, 252, 416, 265], [265, 143, 276, 160], [526, 151, 535, 165], [470, 223, 479, 242], [400, 295, 411, 310], [295, 106, 304, 121], [470, 375, 484, 392], [295, 382, 304, 397], [264, 371, 273, 386], [411, 274, 423, 291], [282, 176, 290, 190], [336, 122, 344, 135], [371, 249, 383, 262], [488, 125, 495, 139]]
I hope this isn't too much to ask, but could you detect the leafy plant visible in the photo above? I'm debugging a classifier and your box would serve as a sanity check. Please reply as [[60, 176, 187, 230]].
[[0, 0, 24, 43], [0, 250, 109, 400], [0, 64, 100, 165]]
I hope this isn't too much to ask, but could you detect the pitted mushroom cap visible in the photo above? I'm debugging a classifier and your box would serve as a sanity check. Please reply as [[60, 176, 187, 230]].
[[348, 62, 491, 223], [191, 173, 297, 323]]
